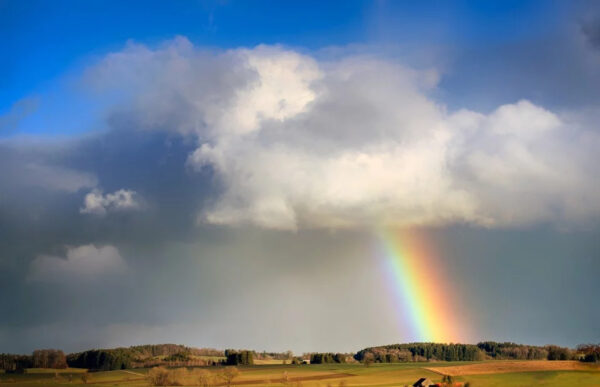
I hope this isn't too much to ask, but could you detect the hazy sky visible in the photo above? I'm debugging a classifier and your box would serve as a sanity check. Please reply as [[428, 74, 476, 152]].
[[1, 0, 599, 354]]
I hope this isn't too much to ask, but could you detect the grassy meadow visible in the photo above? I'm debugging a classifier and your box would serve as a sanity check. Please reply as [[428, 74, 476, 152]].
[[1, 361, 600, 387]]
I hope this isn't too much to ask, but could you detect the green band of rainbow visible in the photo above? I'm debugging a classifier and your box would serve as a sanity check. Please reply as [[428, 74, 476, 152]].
[[379, 228, 463, 343]]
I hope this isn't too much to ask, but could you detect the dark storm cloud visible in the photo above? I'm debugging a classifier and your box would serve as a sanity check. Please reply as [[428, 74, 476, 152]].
[[581, 14, 600, 50], [439, 31, 600, 112], [0, 128, 214, 333], [0, 128, 207, 260]]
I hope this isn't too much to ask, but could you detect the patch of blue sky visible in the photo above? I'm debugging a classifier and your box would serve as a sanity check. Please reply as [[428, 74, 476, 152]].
[[1, 0, 570, 136]]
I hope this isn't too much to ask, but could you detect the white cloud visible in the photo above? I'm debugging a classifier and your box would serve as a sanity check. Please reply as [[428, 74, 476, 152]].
[[88, 38, 600, 230], [80, 189, 141, 216], [214, 46, 322, 135], [28, 244, 126, 283]]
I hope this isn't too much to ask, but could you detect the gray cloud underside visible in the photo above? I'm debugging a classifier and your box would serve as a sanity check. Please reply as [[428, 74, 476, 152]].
[[28, 244, 126, 283], [0, 120, 598, 354]]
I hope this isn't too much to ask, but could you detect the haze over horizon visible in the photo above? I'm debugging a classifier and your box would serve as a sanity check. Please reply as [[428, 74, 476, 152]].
[[1, 0, 599, 355]]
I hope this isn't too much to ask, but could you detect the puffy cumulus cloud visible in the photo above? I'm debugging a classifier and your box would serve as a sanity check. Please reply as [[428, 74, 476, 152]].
[[447, 101, 599, 227], [28, 245, 126, 283], [86, 39, 322, 138], [80, 189, 141, 216], [89, 38, 600, 230]]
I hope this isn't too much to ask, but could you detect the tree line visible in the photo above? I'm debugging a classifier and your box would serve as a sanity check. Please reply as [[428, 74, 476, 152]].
[[0, 354, 33, 373], [225, 350, 254, 365], [2, 341, 597, 372], [355, 342, 579, 362], [0, 350, 67, 373], [355, 343, 484, 362], [32, 349, 67, 368], [127, 344, 223, 358], [65, 344, 226, 370], [254, 350, 293, 361], [67, 348, 133, 370], [577, 344, 600, 362], [309, 353, 348, 364]]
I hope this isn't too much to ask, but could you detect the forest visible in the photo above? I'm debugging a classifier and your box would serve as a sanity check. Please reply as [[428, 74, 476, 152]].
[[1, 342, 598, 372], [354, 341, 584, 362]]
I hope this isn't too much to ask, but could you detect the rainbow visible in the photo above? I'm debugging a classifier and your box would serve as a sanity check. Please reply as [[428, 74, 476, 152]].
[[378, 228, 466, 343]]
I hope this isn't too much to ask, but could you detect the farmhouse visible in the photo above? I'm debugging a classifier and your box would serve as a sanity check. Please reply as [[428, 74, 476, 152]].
[[413, 378, 434, 387], [412, 378, 466, 387]]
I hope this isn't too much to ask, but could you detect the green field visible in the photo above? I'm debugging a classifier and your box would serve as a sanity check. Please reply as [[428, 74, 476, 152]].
[[1, 362, 599, 387]]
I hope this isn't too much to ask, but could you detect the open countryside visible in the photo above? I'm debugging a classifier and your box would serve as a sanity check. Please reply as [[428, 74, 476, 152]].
[[1, 361, 600, 387], [2, 343, 600, 386]]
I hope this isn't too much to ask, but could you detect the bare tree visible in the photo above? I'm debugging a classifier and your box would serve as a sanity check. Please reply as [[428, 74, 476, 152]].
[[147, 367, 170, 386], [197, 369, 213, 387], [219, 366, 240, 387]]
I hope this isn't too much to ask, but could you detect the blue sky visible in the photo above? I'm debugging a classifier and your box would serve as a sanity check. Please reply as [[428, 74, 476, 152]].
[[2, 0, 569, 119], [1, 0, 599, 353]]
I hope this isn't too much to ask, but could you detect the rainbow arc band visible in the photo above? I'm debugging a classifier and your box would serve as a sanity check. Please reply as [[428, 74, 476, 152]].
[[379, 229, 461, 343]]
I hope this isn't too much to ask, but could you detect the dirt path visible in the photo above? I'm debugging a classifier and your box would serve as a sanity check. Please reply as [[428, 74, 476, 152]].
[[122, 370, 146, 377], [222, 372, 356, 386], [89, 370, 146, 384], [90, 377, 146, 384]]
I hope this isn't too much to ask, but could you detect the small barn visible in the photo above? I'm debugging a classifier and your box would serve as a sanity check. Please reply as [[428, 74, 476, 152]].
[[413, 378, 434, 387]]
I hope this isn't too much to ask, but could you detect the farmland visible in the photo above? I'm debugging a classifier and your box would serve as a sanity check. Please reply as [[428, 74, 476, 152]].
[[1, 361, 600, 387]]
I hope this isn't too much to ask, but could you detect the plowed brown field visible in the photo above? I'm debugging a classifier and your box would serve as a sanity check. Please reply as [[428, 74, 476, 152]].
[[426, 360, 600, 376]]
